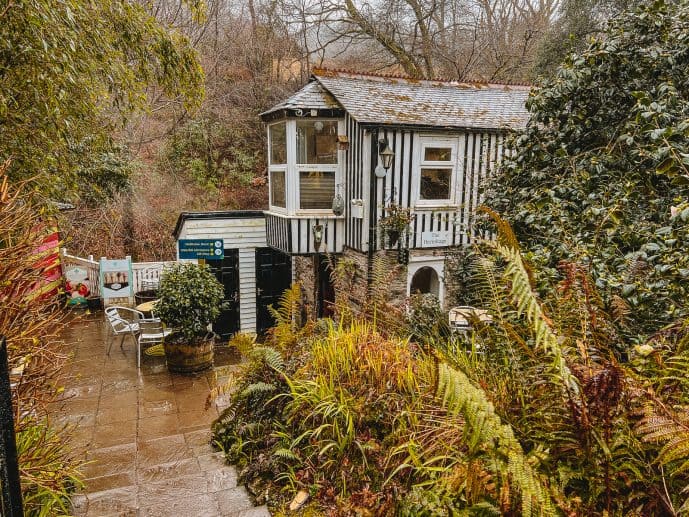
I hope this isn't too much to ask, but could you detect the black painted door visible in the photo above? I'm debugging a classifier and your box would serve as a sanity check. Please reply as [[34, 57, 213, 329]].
[[255, 247, 292, 334], [207, 249, 240, 340]]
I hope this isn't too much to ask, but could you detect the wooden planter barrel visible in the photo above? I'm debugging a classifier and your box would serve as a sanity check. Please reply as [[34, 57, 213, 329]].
[[163, 334, 214, 374]]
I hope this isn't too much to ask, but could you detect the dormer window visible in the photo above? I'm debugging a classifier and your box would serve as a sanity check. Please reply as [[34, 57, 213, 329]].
[[268, 119, 342, 214]]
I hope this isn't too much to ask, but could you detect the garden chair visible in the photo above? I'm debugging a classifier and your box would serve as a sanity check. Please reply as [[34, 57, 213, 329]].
[[136, 318, 172, 369], [105, 306, 144, 357]]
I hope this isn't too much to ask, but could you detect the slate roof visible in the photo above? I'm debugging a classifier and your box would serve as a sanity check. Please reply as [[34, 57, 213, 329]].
[[262, 69, 531, 131], [261, 81, 341, 116]]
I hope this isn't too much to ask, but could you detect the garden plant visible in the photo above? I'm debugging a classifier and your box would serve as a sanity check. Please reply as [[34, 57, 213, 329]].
[[155, 262, 224, 373]]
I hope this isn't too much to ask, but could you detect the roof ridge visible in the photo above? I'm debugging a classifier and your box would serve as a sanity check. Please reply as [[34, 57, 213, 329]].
[[312, 67, 532, 89]]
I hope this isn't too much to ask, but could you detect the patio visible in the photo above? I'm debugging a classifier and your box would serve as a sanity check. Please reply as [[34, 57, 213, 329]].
[[50, 312, 269, 517]]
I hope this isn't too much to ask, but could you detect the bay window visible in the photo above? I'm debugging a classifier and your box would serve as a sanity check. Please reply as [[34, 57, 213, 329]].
[[268, 119, 341, 213], [268, 122, 287, 209], [270, 169, 286, 207], [300, 170, 335, 209]]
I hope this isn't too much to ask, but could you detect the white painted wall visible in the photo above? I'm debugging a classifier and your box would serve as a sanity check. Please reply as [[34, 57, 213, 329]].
[[176, 216, 267, 334], [407, 255, 446, 307]]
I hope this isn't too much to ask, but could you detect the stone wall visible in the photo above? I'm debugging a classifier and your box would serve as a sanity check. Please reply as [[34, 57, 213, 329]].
[[336, 248, 369, 317], [293, 245, 468, 318], [293, 255, 316, 315], [442, 246, 475, 308], [334, 248, 409, 314]]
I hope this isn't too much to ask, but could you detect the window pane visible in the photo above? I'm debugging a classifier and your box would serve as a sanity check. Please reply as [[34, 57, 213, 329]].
[[300, 170, 335, 209], [420, 168, 451, 200], [296, 121, 338, 164], [424, 147, 452, 161], [270, 123, 286, 165], [270, 169, 286, 207]]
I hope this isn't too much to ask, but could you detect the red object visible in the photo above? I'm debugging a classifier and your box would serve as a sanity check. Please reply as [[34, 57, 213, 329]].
[[28, 224, 62, 301]]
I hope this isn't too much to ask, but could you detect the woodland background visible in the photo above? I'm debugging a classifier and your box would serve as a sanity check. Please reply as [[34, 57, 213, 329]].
[[52, 0, 637, 260]]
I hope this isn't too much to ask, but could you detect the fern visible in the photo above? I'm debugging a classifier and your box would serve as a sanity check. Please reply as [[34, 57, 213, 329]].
[[266, 283, 304, 350], [437, 363, 557, 517], [248, 345, 285, 371], [273, 447, 300, 462], [240, 381, 277, 399], [639, 409, 689, 475], [478, 207, 580, 396]]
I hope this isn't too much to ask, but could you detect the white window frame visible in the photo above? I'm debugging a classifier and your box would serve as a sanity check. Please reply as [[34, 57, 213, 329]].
[[268, 118, 344, 216], [268, 122, 288, 213], [293, 119, 343, 216], [413, 137, 458, 208]]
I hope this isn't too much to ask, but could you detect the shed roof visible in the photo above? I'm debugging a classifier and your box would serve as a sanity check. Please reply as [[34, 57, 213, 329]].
[[262, 69, 531, 131], [173, 210, 265, 238]]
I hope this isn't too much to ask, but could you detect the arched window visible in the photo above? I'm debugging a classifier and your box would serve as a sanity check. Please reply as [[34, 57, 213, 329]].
[[409, 266, 440, 297]]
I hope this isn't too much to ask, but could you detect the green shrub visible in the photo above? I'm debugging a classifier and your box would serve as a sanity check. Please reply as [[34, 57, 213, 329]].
[[155, 262, 224, 343]]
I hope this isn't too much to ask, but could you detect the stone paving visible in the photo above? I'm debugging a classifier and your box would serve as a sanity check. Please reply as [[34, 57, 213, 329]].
[[50, 312, 270, 517]]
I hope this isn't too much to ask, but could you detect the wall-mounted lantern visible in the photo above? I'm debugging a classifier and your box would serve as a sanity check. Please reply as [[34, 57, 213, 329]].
[[332, 184, 344, 216], [379, 143, 395, 170], [375, 138, 395, 178], [312, 224, 324, 252]]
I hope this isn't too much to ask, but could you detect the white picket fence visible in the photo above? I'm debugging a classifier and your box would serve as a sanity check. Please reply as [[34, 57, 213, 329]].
[[131, 261, 176, 292], [60, 249, 175, 301]]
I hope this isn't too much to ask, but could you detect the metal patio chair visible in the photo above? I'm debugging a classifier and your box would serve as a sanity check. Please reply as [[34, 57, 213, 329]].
[[136, 318, 172, 369], [105, 306, 144, 357]]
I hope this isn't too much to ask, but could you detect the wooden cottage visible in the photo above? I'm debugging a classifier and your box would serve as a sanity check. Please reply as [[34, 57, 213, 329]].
[[260, 69, 530, 314]]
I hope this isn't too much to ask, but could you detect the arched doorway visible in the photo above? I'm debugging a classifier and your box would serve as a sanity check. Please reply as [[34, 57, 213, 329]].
[[409, 266, 440, 297]]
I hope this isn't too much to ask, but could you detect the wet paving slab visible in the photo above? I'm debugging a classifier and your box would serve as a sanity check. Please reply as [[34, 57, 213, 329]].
[[51, 312, 269, 517]]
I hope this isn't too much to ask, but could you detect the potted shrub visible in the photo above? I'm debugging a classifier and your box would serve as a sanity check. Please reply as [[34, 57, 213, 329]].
[[378, 204, 412, 247], [155, 262, 224, 374]]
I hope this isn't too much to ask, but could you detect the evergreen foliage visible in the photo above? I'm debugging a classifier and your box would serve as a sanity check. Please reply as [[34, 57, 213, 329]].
[[0, 0, 204, 198], [155, 262, 223, 343], [486, 0, 689, 340]]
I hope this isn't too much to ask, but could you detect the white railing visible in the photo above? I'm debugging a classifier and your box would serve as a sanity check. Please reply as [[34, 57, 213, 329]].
[[60, 248, 101, 297], [132, 261, 176, 293], [61, 249, 175, 300]]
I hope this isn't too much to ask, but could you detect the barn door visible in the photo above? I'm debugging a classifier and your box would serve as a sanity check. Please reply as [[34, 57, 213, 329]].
[[206, 249, 240, 340], [255, 247, 292, 334]]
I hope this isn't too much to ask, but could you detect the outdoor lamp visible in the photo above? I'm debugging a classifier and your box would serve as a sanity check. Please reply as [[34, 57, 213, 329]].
[[312, 224, 324, 252], [375, 139, 395, 178], [379, 143, 395, 170]]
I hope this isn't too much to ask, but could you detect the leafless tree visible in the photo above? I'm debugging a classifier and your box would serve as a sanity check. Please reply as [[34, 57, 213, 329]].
[[276, 0, 560, 81]]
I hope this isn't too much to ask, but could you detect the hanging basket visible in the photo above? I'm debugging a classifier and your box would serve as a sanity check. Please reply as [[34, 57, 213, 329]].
[[387, 229, 400, 247]]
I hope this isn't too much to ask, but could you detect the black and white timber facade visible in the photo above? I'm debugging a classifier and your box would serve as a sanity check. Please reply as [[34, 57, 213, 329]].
[[259, 69, 530, 310]]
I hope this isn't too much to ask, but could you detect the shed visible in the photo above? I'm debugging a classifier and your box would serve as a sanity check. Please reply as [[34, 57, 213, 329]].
[[173, 211, 292, 337]]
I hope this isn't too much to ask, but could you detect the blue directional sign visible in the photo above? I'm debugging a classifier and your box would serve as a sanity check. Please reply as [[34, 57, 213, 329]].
[[178, 239, 224, 260]]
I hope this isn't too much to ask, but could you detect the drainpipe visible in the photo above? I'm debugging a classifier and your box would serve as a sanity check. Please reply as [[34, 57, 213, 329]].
[[366, 129, 379, 292]]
